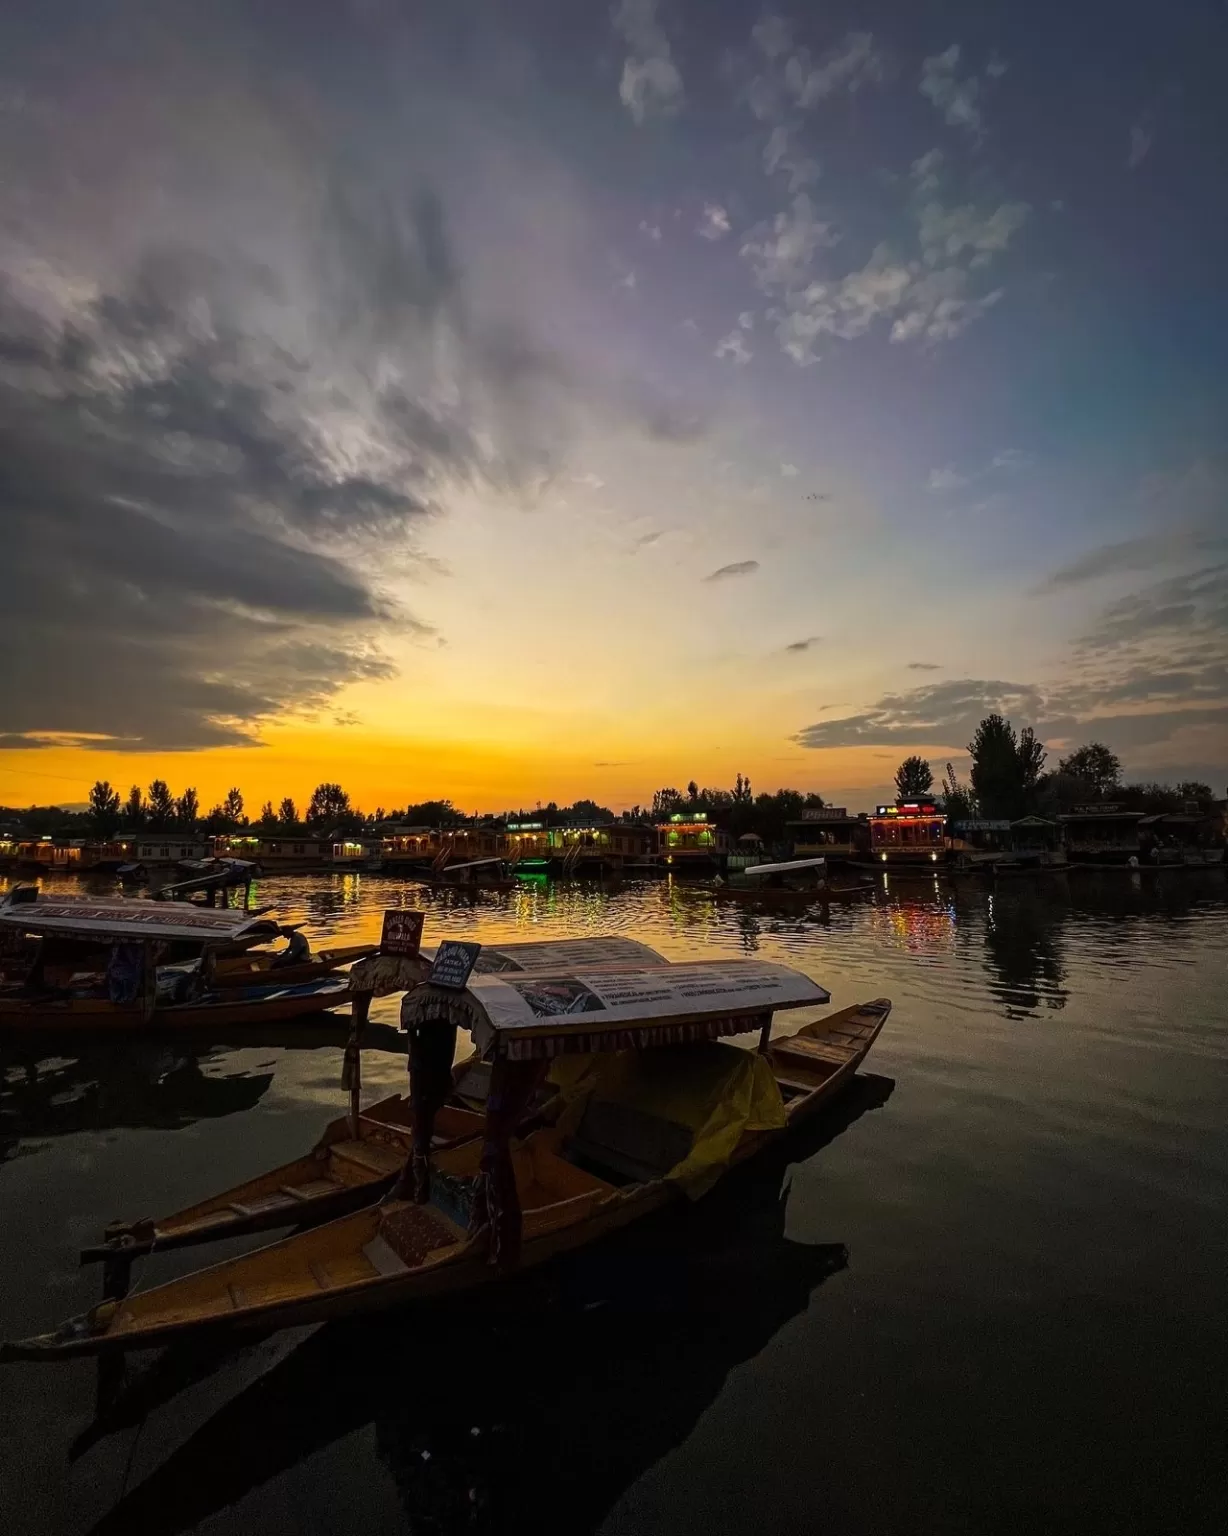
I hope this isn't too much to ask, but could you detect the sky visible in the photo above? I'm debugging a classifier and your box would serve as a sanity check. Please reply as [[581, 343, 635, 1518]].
[[0, 0, 1225, 815]]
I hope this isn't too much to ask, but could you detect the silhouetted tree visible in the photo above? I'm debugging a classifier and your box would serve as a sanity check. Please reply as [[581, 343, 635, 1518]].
[[942, 762, 977, 820], [123, 784, 145, 828], [1175, 781, 1213, 804], [732, 773, 753, 803], [146, 779, 175, 829], [307, 783, 352, 825], [88, 780, 121, 838], [222, 787, 245, 825], [969, 715, 1021, 818], [1017, 727, 1047, 808], [278, 797, 298, 826], [686, 780, 700, 805], [1058, 743, 1121, 799], [176, 786, 200, 827], [651, 787, 684, 817], [894, 756, 933, 798], [258, 800, 278, 829]]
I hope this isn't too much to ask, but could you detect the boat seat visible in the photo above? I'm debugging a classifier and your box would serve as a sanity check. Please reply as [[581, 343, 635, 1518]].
[[772, 1035, 852, 1067], [566, 1099, 694, 1185]]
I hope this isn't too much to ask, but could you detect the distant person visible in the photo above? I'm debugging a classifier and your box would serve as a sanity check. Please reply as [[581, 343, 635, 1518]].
[[272, 928, 312, 969]]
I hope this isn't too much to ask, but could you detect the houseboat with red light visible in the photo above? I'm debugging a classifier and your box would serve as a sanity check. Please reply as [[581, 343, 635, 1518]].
[[868, 800, 948, 866], [788, 807, 867, 864]]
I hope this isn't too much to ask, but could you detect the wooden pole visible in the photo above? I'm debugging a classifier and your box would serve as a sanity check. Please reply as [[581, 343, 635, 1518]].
[[347, 991, 371, 1138], [757, 1011, 773, 1054]]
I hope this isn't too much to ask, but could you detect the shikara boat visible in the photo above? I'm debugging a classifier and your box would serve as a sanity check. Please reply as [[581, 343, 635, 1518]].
[[685, 858, 875, 906], [3, 955, 890, 1359], [417, 857, 518, 893], [210, 942, 377, 989], [87, 936, 673, 1265], [0, 890, 351, 1032]]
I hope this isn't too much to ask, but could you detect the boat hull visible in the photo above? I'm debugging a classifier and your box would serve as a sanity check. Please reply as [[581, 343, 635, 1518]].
[[0, 979, 351, 1033], [4, 1000, 890, 1358]]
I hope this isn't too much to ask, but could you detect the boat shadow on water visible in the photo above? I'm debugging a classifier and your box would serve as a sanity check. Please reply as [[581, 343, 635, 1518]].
[[78, 1070, 895, 1536]]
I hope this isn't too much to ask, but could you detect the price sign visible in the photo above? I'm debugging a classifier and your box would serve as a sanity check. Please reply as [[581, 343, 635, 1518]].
[[380, 908, 425, 957], [428, 939, 482, 991]]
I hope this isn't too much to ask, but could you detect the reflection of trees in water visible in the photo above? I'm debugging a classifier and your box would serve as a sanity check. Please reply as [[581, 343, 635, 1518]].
[[84, 1074, 893, 1536], [982, 886, 1070, 1019], [0, 1043, 273, 1155]]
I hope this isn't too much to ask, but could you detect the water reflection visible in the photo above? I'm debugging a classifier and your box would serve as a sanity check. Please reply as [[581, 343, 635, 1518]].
[[982, 886, 1070, 1019], [0, 1043, 273, 1160], [82, 1074, 894, 1536]]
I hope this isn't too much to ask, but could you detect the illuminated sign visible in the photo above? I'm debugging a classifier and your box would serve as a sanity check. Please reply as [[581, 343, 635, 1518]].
[[669, 812, 707, 823], [874, 803, 941, 817]]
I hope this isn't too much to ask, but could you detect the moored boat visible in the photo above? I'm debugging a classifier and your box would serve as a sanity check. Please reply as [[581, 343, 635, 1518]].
[[210, 942, 377, 988], [682, 857, 875, 905], [4, 955, 890, 1360], [0, 890, 351, 1032]]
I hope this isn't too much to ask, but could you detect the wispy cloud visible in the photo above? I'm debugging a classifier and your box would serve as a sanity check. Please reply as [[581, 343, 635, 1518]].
[[908, 662, 942, 671], [785, 635, 820, 652], [920, 45, 985, 136], [698, 203, 732, 240], [714, 329, 752, 364], [928, 450, 1032, 494], [613, 0, 683, 125], [1041, 531, 1227, 591], [780, 462, 798, 477], [704, 560, 760, 582]]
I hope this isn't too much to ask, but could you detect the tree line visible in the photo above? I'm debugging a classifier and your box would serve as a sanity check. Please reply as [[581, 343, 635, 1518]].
[[892, 723, 1216, 821]]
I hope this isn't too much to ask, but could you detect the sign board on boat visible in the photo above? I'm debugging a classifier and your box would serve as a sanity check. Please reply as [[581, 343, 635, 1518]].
[[428, 939, 482, 991], [472, 936, 667, 973], [380, 908, 424, 958], [801, 807, 848, 820]]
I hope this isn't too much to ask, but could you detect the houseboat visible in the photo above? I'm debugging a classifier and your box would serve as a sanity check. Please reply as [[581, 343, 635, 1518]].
[[213, 834, 327, 874], [549, 821, 656, 876], [656, 813, 730, 872], [1137, 811, 1225, 867], [788, 807, 866, 864], [868, 799, 948, 866], [503, 822, 551, 872], [1058, 805, 1146, 865]]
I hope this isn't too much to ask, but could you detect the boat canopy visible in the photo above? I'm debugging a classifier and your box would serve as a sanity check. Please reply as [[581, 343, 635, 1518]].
[[439, 858, 506, 874], [0, 891, 280, 945], [402, 958, 829, 1060], [742, 857, 828, 878], [349, 934, 668, 998]]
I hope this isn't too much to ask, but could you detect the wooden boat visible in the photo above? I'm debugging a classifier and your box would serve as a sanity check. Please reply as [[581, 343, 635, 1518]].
[[211, 942, 377, 988], [88, 935, 674, 1265], [3, 956, 890, 1359], [684, 858, 874, 906], [416, 857, 517, 893], [0, 891, 351, 1032]]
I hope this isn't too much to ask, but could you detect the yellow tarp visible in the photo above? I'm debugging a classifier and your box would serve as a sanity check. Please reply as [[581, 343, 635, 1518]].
[[554, 1042, 787, 1198]]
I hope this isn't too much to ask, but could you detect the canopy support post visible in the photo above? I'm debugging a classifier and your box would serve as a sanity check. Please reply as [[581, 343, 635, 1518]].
[[345, 991, 371, 1139], [756, 1012, 773, 1054]]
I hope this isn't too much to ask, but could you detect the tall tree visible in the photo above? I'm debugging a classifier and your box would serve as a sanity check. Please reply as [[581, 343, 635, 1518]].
[[146, 779, 175, 828], [894, 756, 934, 798], [686, 780, 700, 805], [651, 787, 684, 817], [278, 797, 298, 826], [942, 762, 977, 820], [969, 714, 1023, 818], [88, 780, 121, 838], [259, 800, 278, 828], [732, 773, 753, 803], [307, 783, 351, 825], [176, 786, 200, 827], [1175, 781, 1213, 804], [1058, 743, 1121, 799], [222, 787, 245, 825], [1016, 727, 1047, 809], [123, 784, 145, 828]]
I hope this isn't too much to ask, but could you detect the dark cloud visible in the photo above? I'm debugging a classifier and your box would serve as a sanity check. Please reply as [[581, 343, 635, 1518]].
[[1040, 531, 1226, 590], [795, 678, 1057, 750], [704, 560, 760, 582], [907, 662, 942, 671], [785, 636, 820, 652]]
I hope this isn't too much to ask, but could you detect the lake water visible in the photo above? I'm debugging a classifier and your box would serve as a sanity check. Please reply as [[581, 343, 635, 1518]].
[[2, 869, 1227, 1535]]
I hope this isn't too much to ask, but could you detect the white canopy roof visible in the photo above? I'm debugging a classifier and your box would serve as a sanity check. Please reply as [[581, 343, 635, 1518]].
[[742, 857, 828, 877], [403, 958, 830, 1059], [0, 892, 278, 944]]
